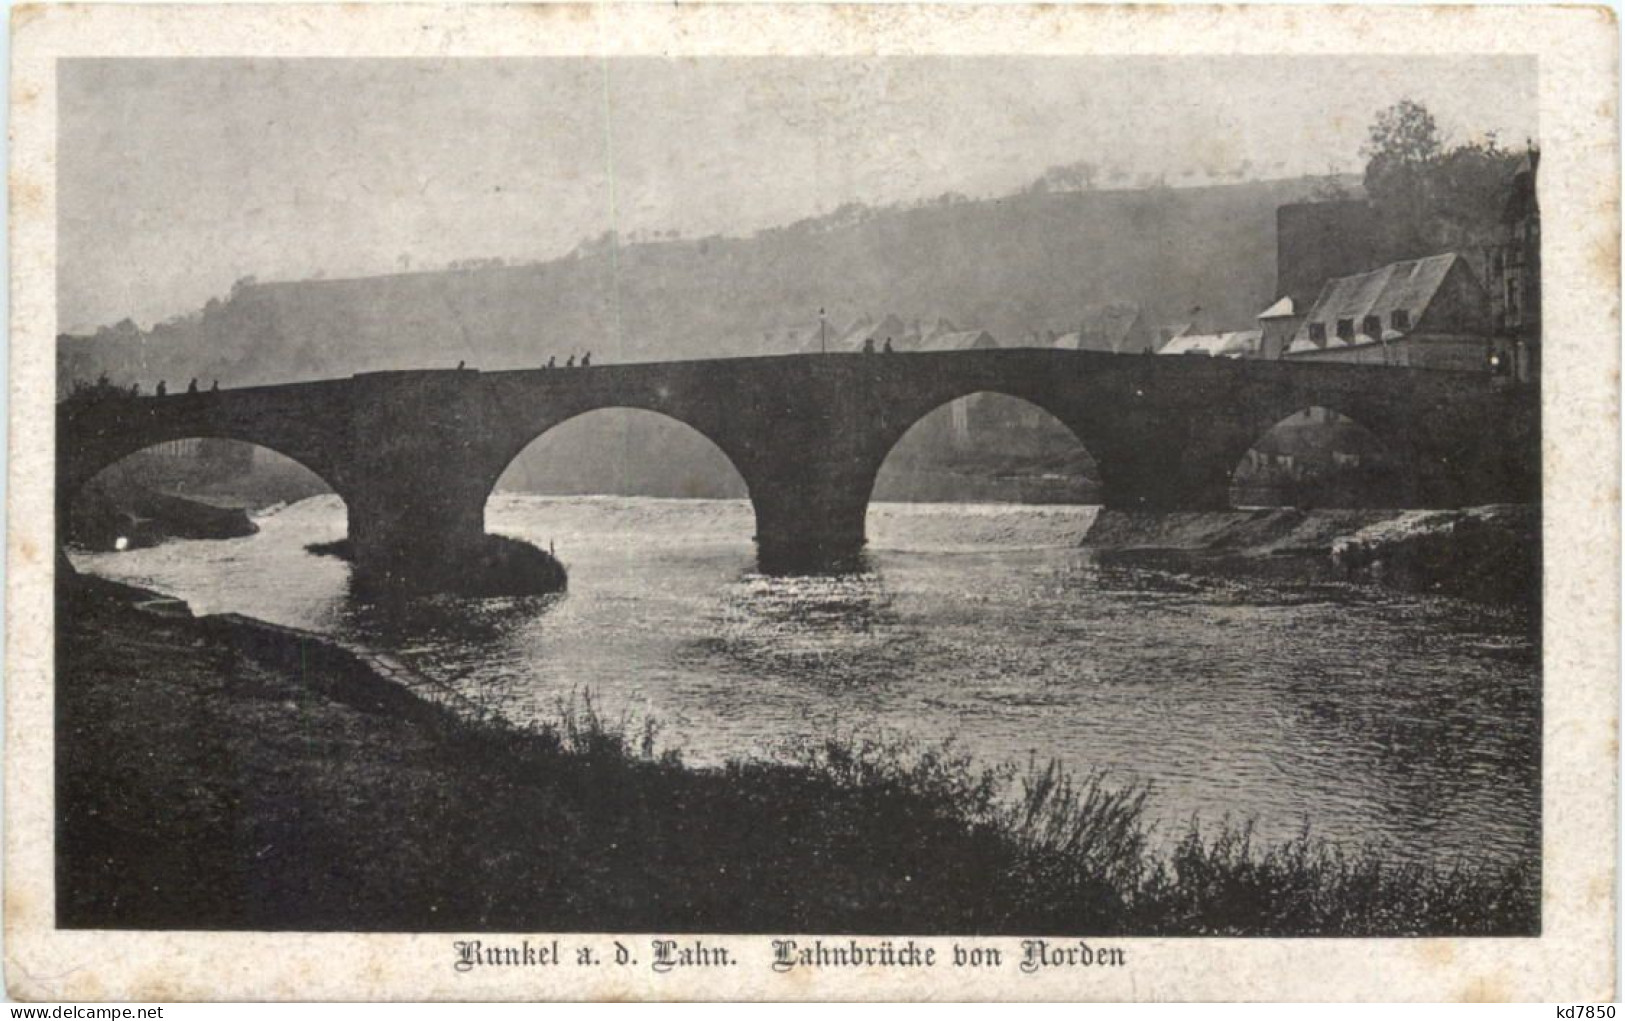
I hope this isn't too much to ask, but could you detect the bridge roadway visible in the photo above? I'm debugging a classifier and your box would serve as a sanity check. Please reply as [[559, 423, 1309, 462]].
[[59, 350, 1538, 587]]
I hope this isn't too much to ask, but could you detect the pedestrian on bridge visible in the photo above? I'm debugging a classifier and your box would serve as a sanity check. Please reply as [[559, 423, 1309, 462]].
[[156, 380, 167, 397], [883, 337, 894, 354], [582, 352, 592, 367], [566, 354, 576, 368], [187, 378, 199, 394], [547, 355, 556, 369], [863, 337, 875, 354]]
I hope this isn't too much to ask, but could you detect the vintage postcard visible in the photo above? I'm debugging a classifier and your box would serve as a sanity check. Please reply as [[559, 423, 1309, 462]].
[[6, 2, 1619, 1003]]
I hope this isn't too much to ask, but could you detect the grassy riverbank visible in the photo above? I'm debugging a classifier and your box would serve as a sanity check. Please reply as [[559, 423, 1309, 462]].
[[58, 573, 1536, 935]]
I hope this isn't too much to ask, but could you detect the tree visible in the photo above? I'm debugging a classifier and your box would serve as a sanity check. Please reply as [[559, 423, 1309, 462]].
[[1363, 99, 1442, 173], [1361, 99, 1520, 262], [1362, 100, 1443, 254]]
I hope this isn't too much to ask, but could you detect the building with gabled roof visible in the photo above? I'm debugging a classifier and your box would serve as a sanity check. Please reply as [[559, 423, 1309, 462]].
[[920, 328, 998, 352], [764, 316, 847, 355], [920, 317, 961, 345], [1284, 252, 1500, 371], [1054, 302, 1154, 355], [834, 313, 909, 352], [1156, 322, 1194, 351], [1158, 330, 1263, 359], [1255, 295, 1301, 361]]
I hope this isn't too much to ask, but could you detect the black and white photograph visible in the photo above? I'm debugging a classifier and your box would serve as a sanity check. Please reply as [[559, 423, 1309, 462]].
[[11, 3, 1619, 1002]]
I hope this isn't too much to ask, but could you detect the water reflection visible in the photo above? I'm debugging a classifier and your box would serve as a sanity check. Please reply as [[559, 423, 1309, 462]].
[[698, 568, 920, 689], [67, 494, 1539, 871], [336, 588, 567, 650]]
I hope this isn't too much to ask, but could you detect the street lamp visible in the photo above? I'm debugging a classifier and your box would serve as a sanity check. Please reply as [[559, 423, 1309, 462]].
[[819, 307, 827, 354]]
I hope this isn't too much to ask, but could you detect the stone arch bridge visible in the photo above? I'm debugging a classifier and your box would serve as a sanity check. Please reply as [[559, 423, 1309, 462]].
[[60, 351, 1537, 587]]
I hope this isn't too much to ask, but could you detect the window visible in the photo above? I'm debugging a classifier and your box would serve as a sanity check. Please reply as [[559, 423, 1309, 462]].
[[1391, 309, 1410, 331], [1335, 318, 1354, 341], [1308, 322, 1327, 344], [1362, 314, 1382, 337]]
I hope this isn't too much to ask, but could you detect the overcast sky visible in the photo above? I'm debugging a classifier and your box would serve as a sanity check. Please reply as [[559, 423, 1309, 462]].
[[58, 56, 1537, 332]]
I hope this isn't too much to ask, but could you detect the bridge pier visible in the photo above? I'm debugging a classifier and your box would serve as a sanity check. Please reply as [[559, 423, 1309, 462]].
[[1092, 424, 1237, 512], [346, 477, 490, 593], [751, 483, 871, 574], [746, 443, 880, 574]]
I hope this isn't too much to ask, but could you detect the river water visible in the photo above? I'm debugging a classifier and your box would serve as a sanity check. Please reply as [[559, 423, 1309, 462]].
[[70, 493, 1539, 870]]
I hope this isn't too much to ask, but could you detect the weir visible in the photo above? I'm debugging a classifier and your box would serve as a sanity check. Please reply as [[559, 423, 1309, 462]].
[[58, 351, 1539, 590]]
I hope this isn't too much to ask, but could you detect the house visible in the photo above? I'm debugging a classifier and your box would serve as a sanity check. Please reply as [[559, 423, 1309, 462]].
[[1157, 330, 1263, 359], [833, 313, 909, 352], [1156, 322, 1194, 351], [1054, 302, 1154, 354], [1255, 296, 1301, 360], [919, 317, 962, 346], [918, 329, 997, 352], [916, 329, 1000, 440], [1486, 147, 1540, 381], [764, 317, 845, 355], [1283, 252, 1500, 371], [829, 314, 874, 350]]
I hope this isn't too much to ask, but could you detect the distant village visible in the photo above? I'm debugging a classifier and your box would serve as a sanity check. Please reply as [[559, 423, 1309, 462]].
[[760, 148, 1539, 382], [750, 147, 1540, 507]]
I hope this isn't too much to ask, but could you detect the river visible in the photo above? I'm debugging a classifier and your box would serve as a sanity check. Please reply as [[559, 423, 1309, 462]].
[[69, 493, 1540, 871]]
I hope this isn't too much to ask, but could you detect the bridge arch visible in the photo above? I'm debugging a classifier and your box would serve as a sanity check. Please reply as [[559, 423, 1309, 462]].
[[58, 396, 356, 506], [480, 405, 757, 549], [871, 389, 1101, 498], [866, 383, 1116, 497], [1226, 404, 1418, 510], [62, 437, 343, 554]]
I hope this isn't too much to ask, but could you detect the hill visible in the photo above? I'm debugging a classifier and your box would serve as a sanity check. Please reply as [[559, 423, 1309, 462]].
[[58, 175, 1346, 502], [60, 175, 1343, 389]]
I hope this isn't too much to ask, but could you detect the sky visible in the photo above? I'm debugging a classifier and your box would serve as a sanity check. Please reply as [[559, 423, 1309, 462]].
[[57, 56, 1537, 332]]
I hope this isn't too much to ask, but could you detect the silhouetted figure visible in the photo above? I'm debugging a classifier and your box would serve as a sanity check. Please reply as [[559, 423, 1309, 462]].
[[156, 381, 167, 397], [863, 337, 875, 354], [566, 355, 576, 368], [883, 337, 894, 353], [187, 378, 199, 394], [210, 379, 219, 392], [547, 355, 556, 369], [129, 383, 140, 398], [457, 360, 466, 370], [582, 352, 592, 367]]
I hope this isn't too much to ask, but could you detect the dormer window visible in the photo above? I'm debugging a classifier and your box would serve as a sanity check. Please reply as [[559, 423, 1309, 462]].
[[1335, 318, 1355, 341], [1361, 314, 1382, 337], [1391, 309, 1410, 331], [1308, 322, 1327, 344]]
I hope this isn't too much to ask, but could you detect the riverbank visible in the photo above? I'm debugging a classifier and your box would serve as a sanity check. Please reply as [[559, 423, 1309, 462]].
[[67, 480, 259, 551], [57, 570, 1535, 935], [1082, 504, 1539, 606]]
